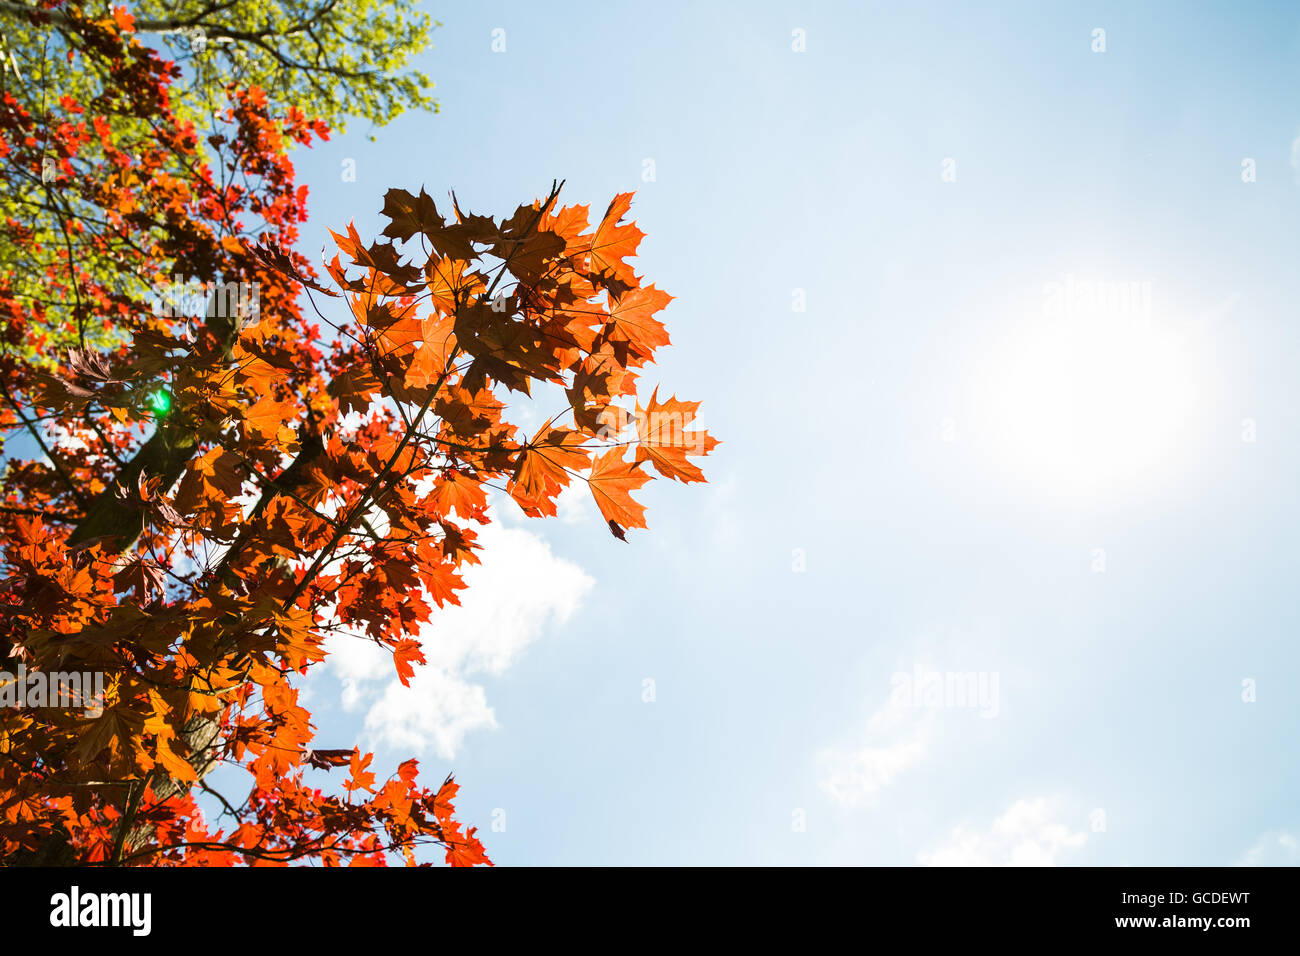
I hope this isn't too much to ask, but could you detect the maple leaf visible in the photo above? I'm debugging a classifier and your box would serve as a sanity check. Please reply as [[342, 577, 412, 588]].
[[304, 748, 354, 770], [381, 186, 498, 260], [111, 6, 135, 33], [114, 471, 185, 527], [587, 447, 651, 532], [432, 776, 459, 823], [634, 387, 719, 483], [380, 186, 443, 242], [404, 330, 456, 391], [494, 200, 567, 283], [584, 192, 643, 290], [112, 556, 167, 606], [392, 639, 426, 688], [155, 736, 199, 783], [436, 385, 504, 439], [540, 202, 592, 249], [606, 285, 672, 360], [425, 254, 485, 316], [330, 223, 423, 286], [240, 604, 328, 670], [242, 392, 301, 448], [427, 470, 487, 519], [345, 750, 377, 794], [67, 347, 124, 386], [73, 707, 145, 767], [509, 425, 591, 515], [240, 236, 337, 295], [442, 821, 493, 867], [329, 362, 384, 415]]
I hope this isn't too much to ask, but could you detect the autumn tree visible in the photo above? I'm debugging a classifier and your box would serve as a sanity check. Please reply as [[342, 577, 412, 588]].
[[0, 0, 434, 362], [0, 0, 435, 128], [0, 6, 715, 865]]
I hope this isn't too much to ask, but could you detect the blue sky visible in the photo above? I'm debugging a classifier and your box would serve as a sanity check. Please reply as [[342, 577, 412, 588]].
[[272, 0, 1300, 865], [22, 0, 1295, 865]]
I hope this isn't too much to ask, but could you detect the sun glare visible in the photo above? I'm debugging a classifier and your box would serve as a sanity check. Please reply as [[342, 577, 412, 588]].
[[973, 298, 1203, 500]]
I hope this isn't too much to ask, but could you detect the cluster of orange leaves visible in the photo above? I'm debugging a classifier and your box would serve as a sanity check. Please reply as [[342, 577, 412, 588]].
[[0, 3, 714, 866]]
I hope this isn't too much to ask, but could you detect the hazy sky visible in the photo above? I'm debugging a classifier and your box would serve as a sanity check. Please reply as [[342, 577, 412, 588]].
[[165, 1, 1300, 864]]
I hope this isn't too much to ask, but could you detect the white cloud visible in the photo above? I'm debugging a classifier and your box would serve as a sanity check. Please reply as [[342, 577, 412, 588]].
[[364, 667, 496, 758], [918, 797, 1087, 866], [555, 480, 595, 525], [818, 695, 934, 806], [1235, 829, 1300, 866], [319, 511, 594, 758]]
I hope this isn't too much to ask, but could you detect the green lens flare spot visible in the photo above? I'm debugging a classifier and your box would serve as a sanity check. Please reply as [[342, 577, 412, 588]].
[[149, 388, 172, 418]]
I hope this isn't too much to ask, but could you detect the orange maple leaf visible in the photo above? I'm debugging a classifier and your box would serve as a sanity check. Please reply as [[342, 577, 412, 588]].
[[242, 392, 299, 445], [584, 192, 643, 288], [428, 469, 487, 519], [345, 749, 377, 793], [432, 777, 459, 823], [606, 285, 672, 360], [442, 821, 493, 867], [392, 639, 426, 688], [587, 447, 651, 532], [509, 425, 591, 514], [634, 387, 719, 483]]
